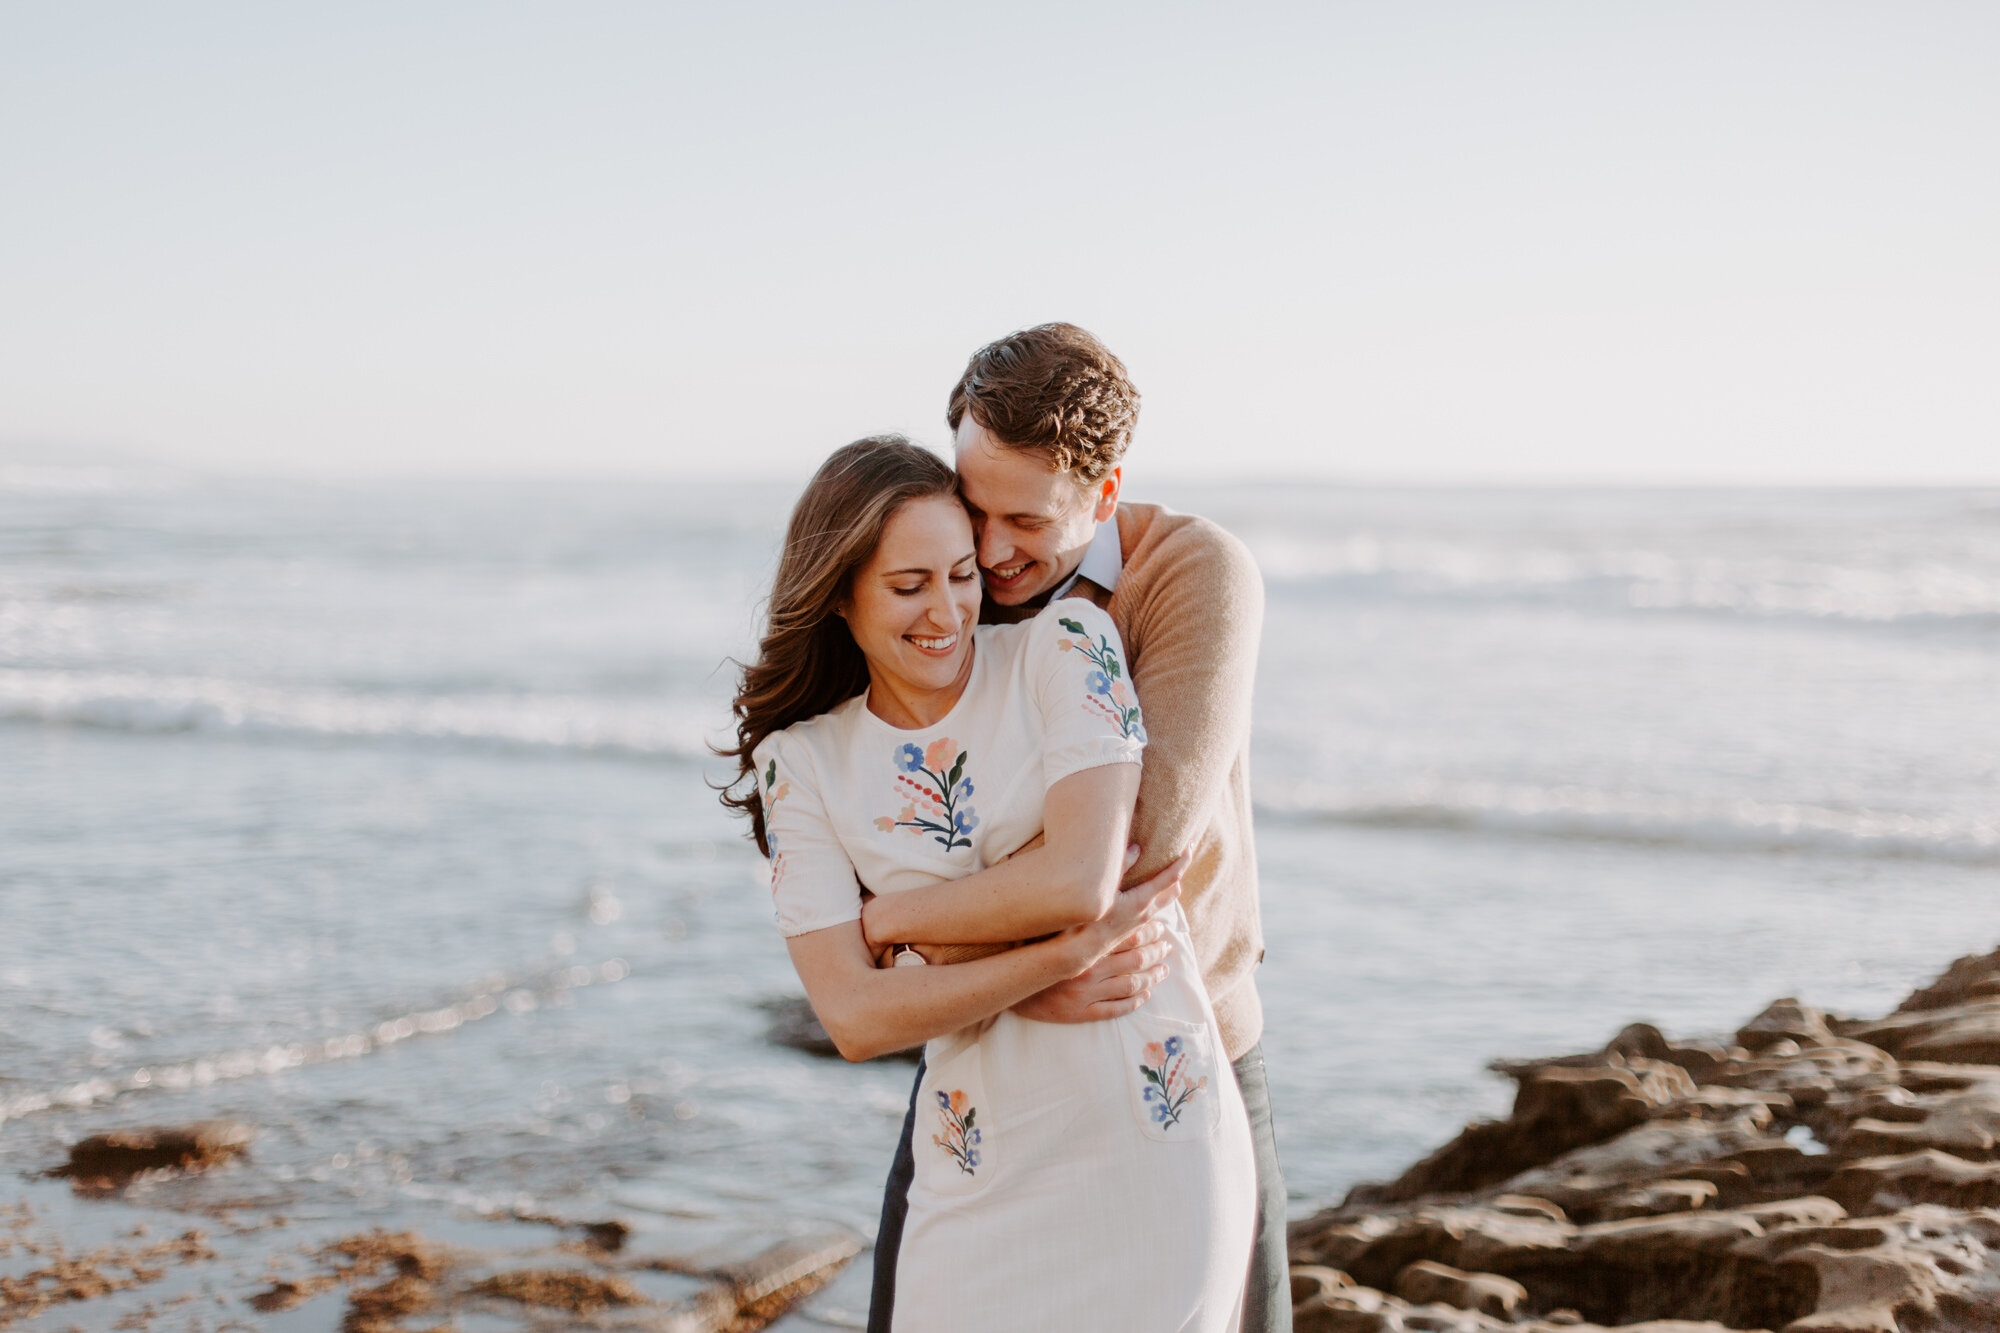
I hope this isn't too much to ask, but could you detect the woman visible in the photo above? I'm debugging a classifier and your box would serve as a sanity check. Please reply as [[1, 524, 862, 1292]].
[[722, 436, 1256, 1331]]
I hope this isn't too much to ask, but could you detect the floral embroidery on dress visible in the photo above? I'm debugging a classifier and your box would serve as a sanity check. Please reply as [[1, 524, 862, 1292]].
[[1057, 617, 1145, 741], [1137, 1036, 1207, 1129], [763, 759, 792, 888], [872, 737, 978, 851], [932, 1088, 980, 1174]]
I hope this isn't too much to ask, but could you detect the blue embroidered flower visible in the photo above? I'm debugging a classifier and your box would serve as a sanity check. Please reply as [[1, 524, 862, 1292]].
[[1138, 1035, 1207, 1130], [886, 741, 976, 850], [1060, 618, 1145, 741], [953, 809, 979, 835]]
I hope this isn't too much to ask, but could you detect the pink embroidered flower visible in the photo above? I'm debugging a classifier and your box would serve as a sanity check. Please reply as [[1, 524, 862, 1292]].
[[881, 744, 977, 851], [1110, 682, 1133, 709], [933, 1089, 980, 1174], [1143, 1041, 1166, 1065], [873, 816, 895, 832]]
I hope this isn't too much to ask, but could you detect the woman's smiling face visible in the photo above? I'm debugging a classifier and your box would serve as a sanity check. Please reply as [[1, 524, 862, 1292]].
[[843, 494, 982, 722]]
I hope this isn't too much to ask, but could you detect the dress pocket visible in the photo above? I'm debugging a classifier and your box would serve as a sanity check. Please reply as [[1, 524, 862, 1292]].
[[915, 1032, 994, 1197], [1120, 1012, 1221, 1142]]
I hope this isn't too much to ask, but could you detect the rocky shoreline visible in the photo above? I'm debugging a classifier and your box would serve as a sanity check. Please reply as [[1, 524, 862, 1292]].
[[1285, 944, 2000, 1331], [13, 945, 2000, 1331], [3, 1123, 867, 1332]]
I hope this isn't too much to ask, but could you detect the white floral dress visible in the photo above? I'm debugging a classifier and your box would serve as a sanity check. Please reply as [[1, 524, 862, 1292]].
[[753, 602, 1256, 1333]]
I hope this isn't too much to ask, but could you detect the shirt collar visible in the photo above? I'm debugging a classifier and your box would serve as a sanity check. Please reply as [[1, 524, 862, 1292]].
[[1050, 512, 1124, 601]]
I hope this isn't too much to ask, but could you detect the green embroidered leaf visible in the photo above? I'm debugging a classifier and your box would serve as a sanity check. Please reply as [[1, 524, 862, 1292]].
[[1059, 617, 1085, 634], [954, 750, 967, 772], [1140, 1065, 1163, 1087], [947, 759, 963, 787], [963, 1108, 975, 1129], [765, 759, 776, 788]]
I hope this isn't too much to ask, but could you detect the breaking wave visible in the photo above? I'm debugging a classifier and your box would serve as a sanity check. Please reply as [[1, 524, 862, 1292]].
[[0, 668, 715, 760], [1260, 782, 2000, 865], [0, 958, 632, 1129], [1249, 535, 2000, 628]]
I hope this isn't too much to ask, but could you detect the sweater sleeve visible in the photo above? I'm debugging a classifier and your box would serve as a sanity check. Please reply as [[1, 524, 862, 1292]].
[[750, 730, 864, 938], [1120, 518, 1264, 884], [1029, 601, 1146, 789]]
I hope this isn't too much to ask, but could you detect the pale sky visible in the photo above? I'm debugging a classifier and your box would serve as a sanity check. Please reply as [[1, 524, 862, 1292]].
[[3, 3, 1996, 482]]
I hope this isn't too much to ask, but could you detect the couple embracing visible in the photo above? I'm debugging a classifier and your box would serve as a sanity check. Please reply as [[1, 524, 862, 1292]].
[[722, 324, 1287, 1332]]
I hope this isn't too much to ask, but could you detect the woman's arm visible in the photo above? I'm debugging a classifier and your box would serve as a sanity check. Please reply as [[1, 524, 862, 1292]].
[[788, 857, 1183, 1062], [859, 761, 1139, 952]]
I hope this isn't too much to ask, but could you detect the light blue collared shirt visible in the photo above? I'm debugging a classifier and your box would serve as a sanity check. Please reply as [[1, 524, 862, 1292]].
[[1050, 513, 1124, 601]]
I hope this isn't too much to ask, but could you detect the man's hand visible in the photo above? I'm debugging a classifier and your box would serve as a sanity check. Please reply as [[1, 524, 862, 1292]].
[[1011, 848, 1189, 1023]]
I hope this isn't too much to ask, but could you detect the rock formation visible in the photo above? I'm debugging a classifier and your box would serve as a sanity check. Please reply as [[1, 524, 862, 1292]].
[[53, 1121, 252, 1189], [1291, 945, 2000, 1332]]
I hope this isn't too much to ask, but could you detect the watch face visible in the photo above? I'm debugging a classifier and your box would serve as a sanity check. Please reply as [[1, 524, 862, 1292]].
[[893, 947, 929, 967]]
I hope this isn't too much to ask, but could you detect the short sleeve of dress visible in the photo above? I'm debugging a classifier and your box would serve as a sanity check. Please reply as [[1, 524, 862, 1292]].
[[1031, 600, 1146, 790], [750, 730, 864, 938]]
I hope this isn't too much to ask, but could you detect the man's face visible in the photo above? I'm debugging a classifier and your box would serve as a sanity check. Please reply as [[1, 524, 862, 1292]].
[[953, 416, 1118, 606]]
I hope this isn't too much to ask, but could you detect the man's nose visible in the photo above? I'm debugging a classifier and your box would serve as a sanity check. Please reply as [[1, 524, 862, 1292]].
[[977, 525, 1012, 570]]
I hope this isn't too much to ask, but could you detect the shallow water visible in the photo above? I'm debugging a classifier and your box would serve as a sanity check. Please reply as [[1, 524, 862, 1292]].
[[3, 467, 1997, 1251]]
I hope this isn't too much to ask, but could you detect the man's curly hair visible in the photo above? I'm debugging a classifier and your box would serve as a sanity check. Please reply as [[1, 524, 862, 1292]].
[[946, 323, 1139, 484]]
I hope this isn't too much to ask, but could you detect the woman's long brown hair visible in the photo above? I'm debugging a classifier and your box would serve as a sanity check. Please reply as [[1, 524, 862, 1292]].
[[718, 436, 959, 854]]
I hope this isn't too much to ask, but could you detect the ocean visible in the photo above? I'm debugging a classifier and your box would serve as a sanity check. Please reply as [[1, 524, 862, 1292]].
[[3, 464, 1997, 1256]]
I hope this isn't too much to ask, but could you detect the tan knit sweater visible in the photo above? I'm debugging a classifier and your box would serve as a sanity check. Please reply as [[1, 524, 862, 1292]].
[[994, 502, 1267, 1059]]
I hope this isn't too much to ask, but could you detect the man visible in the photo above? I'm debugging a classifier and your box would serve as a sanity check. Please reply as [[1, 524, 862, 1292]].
[[869, 323, 1287, 1332]]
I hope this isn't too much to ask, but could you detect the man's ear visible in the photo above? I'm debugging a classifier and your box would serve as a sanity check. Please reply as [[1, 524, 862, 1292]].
[[1092, 466, 1122, 523]]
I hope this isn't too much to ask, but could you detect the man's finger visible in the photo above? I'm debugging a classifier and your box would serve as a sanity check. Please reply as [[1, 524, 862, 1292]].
[[1099, 937, 1173, 975], [1082, 992, 1152, 1021], [1068, 969, 1148, 1005], [1112, 918, 1167, 952]]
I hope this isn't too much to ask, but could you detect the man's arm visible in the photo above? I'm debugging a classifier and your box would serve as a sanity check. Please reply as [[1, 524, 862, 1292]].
[[1119, 518, 1263, 888], [1014, 517, 1264, 1024]]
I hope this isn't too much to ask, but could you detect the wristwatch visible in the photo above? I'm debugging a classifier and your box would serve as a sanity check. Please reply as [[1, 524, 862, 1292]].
[[890, 944, 928, 967]]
